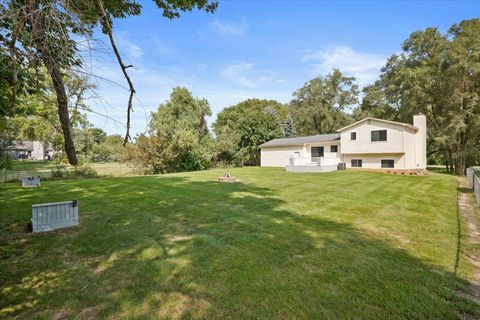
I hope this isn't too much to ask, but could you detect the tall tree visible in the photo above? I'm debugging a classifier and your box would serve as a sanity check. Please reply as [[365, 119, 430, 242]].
[[1, 0, 218, 165], [283, 113, 297, 137], [8, 69, 93, 155], [352, 82, 398, 121], [213, 99, 286, 166], [290, 69, 358, 135], [365, 19, 480, 174], [128, 87, 213, 173]]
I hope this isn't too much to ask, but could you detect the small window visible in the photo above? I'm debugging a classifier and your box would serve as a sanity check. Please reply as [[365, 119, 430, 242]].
[[351, 159, 362, 168], [381, 160, 395, 168], [330, 145, 338, 152], [351, 132, 356, 140], [371, 130, 387, 142]]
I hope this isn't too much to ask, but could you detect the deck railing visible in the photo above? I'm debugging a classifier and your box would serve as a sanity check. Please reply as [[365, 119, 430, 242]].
[[288, 157, 340, 166]]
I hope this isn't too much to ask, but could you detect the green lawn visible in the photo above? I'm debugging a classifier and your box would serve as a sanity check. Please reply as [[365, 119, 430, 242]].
[[0, 168, 478, 319], [0, 161, 137, 182]]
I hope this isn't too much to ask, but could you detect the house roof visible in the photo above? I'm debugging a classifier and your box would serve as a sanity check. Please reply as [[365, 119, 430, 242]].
[[7, 141, 33, 151], [336, 117, 418, 132], [259, 133, 340, 148]]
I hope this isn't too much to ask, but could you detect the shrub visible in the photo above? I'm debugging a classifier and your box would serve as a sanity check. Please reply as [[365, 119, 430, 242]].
[[51, 165, 70, 178], [71, 165, 98, 178], [51, 165, 98, 180]]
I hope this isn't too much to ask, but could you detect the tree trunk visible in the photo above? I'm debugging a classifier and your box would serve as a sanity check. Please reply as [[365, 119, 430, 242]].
[[455, 155, 467, 176], [29, 3, 78, 165], [443, 149, 451, 173]]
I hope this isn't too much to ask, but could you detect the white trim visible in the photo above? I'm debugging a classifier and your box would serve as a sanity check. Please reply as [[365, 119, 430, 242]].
[[337, 117, 418, 132]]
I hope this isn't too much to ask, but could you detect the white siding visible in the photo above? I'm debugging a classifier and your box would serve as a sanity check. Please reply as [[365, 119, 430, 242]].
[[305, 141, 341, 159], [31, 141, 44, 160], [340, 119, 408, 154], [343, 154, 405, 169], [260, 146, 303, 167]]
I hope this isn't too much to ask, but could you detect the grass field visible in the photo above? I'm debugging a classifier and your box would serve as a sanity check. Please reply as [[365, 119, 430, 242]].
[[0, 160, 137, 182], [0, 168, 478, 319]]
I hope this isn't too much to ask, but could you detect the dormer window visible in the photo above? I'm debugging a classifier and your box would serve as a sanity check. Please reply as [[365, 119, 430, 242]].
[[371, 130, 387, 142], [351, 132, 356, 140]]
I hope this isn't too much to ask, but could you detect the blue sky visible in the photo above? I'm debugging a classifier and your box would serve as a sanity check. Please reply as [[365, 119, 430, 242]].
[[84, 0, 480, 136]]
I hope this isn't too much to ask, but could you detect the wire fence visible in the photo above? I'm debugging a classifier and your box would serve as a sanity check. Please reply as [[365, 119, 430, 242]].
[[0, 161, 139, 183], [466, 167, 480, 207]]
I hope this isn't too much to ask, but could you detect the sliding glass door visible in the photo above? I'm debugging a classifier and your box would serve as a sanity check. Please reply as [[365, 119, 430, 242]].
[[311, 147, 324, 158]]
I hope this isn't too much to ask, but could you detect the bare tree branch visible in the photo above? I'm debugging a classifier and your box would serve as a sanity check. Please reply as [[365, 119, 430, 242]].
[[95, 0, 136, 146]]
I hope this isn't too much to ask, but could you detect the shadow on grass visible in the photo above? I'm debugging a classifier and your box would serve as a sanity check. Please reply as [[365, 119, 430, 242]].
[[427, 166, 454, 175], [0, 175, 479, 319], [458, 187, 474, 194]]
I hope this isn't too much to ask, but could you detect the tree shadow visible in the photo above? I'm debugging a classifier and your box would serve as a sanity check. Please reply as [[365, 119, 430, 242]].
[[458, 187, 474, 194], [0, 175, 479, 319]]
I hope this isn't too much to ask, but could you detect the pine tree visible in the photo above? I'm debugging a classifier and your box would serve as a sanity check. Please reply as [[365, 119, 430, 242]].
[[283, 113, 297, 137]]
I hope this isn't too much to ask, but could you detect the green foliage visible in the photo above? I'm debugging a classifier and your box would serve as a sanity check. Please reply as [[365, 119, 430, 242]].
[[0, 150, 12, 171], [353, 82, 398, 121], [365, 19, 480, 174], [74, 126, 108, 160], [92, 134, 124, 162], [126, 87, 213, 173], [283, 113, 297, 137], [213, 99, 286, 166], [70, 165, 98, 178], [290, 69, 358, 135], [50, 164, 98, 179], [1, 0, 218, 165], [51, 165, 70, 178]]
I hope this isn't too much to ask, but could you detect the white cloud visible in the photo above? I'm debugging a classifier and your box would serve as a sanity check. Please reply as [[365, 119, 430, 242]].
[[116, 32, 144, 59], [221, 62, 282, 88], [208, 18, 248, 36], [150, 35, 174, 56], [221, 62, 257, 88], [196, 63, 208, 72], [301, 45, 387, 87]]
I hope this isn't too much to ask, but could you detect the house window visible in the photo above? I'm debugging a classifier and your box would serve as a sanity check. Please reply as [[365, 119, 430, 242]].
[[371, 130, 387, 142], [351, 159, 362, 168], [381, 160, 395, 168], [330, 145, 338, 152], [351, 132, 356, 140]]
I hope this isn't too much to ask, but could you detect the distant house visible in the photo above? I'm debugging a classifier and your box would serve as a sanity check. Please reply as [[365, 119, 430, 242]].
[[7, 141, 55, 160], [259, 114, 427, 172]]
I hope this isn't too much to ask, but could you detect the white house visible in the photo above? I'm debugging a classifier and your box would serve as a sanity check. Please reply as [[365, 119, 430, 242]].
[[7, 141, 55, 160], [259, 114, 427, 172]]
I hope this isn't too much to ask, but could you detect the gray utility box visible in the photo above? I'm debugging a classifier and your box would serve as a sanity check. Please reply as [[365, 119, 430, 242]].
[[22, 176, 41, 187], [337, 163, 347, 170], [31, 200, 79, 233]]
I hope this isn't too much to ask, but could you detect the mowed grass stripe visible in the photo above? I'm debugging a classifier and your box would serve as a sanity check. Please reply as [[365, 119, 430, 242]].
[[0, 168, 478, 319]]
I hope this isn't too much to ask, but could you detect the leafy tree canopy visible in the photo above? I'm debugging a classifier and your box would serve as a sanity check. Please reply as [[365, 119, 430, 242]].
[[213, 99, 287, 166], [290, 69, 358, 135], [363, 19, 480, 174], [126, 87, 212, 173]]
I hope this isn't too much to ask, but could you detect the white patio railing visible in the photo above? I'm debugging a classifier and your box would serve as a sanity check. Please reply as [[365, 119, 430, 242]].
[[288, 157, 340, 166]]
